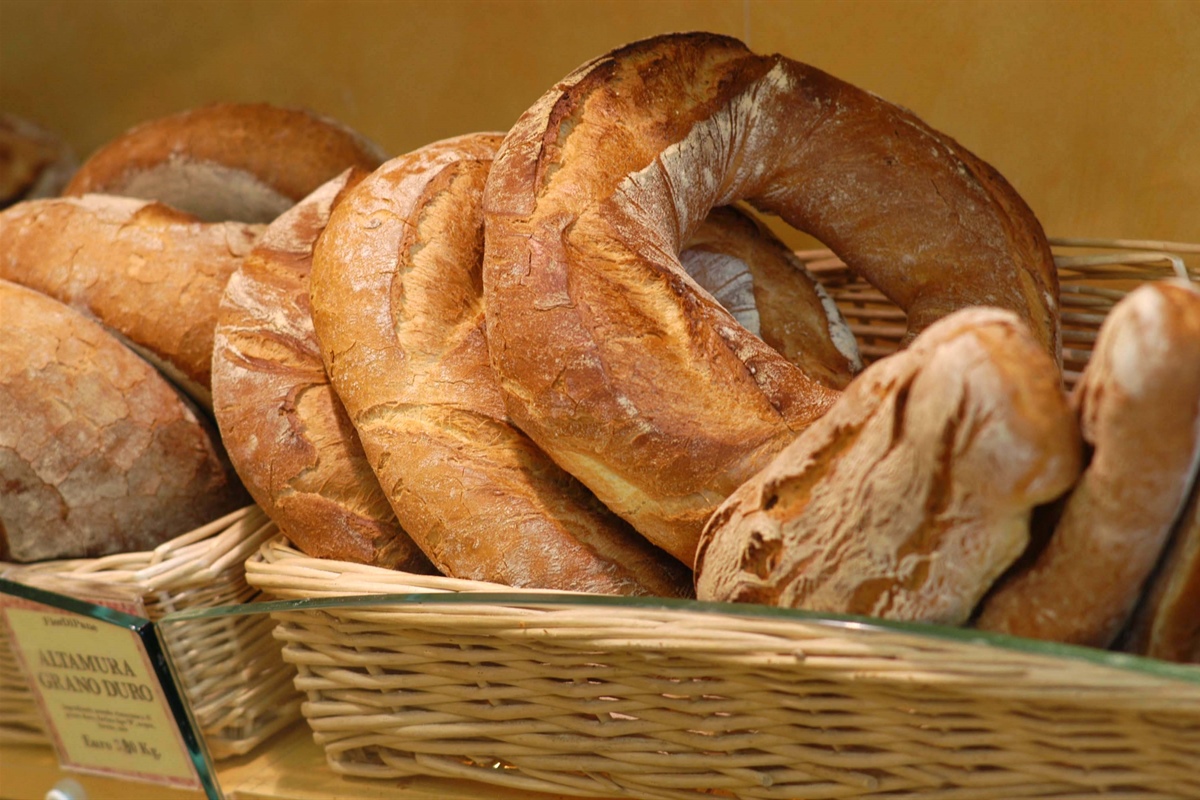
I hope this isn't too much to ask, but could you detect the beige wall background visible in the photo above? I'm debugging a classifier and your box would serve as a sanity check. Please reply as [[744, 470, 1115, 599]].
[[2, 0, 1197, 244]]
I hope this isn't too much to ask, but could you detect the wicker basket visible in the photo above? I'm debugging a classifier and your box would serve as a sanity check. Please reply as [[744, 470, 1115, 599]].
[[0, 505, 303, 759], [244, 240, 1200, 799]]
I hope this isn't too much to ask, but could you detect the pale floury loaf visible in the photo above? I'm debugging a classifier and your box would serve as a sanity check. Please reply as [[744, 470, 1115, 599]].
[[976, 281, 1200, 648], [695, 308, 1081, 625]]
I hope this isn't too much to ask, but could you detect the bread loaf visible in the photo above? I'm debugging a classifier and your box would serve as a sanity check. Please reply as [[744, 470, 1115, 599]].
[[0, 280, 249, 562], [212, 168, 434, 572], [695, 308, 1080, 624], [63, 103, 389, 223], [311, 133, 692, 595], [482, 32, 1059, 564], [0, 195, 264, 409], [975, 281, 1200, 647]]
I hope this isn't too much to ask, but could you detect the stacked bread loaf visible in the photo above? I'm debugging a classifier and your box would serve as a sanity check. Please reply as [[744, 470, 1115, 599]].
[[3, 33, 1196, 664], [0, 103, 390, 562]]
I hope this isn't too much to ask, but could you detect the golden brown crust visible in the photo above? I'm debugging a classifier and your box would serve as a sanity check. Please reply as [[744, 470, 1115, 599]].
[[975, 282, 1200, 647], [63, 103, 388, 223], [0, 195, 263, 409], [211, 169, 434, 572], [310, 134, 691, 595], [482, 32, 1058, 564], [694, 309, 1080, 624], [0, 280, 249, 562]]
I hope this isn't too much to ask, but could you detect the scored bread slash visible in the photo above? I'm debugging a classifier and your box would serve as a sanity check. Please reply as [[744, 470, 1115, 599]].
[[0, 194, 264, 410], [211, 168, 434, 573], [0, 279, 250, 562]]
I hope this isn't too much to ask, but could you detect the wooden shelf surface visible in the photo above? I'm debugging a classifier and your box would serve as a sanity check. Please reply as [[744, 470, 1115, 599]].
[[0, 723, 615, 800]]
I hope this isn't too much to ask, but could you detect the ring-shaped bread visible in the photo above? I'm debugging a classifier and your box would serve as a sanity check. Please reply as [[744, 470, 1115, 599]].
[[309, 134, 690, 594], [212, 168, 434, 572], [482, 32, 1059, 564]]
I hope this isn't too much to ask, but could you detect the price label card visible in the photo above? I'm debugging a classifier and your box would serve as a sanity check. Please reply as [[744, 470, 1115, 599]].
[[0, 580, 208, 794]]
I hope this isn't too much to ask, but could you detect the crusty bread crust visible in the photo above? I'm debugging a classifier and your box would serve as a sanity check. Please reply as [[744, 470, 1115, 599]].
[[310, 134, 692, 595], [212, 169, 434, 572], [63, 103, 388, 223], [482, 32, 1058, 564], [975, 281, 1200, 647], [0, 280, 249, 562], [695, 309, 1080, 624], [0, 195, 263, 409]]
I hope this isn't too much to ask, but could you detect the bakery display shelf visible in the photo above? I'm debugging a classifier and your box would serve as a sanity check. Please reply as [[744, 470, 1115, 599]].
[[147, 538, 1200, 800]]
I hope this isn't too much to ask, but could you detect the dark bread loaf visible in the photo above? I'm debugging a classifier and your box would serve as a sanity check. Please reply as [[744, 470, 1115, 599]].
[[0, 114, 76, 208], [1123, 474, 1200, 663], [0, 280, 249, 562]]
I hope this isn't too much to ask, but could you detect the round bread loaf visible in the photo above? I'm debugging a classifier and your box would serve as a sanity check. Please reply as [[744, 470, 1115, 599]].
[[212, 168, 434, 572], [482, 32, 1059, 564], [62, 103, 389, 223], [694, 308, 1081, 624], [975, 281, 1200, 647], [0, 195, 264, 409], [0, 279, 249, 563], [1, 114, 76, 208], [311, 133, 692, 595]]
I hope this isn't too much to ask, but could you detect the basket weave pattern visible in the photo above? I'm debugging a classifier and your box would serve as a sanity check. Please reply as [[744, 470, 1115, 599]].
[[249, 539, 1200, 799], [0, 506, 303, 758], [244, 241, 1200, 799], [805, 236, 1200, 388]]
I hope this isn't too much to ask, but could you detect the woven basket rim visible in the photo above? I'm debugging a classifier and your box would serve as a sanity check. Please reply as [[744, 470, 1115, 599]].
[[0, 505, 269, 594], [244, 535, 1200, 691]]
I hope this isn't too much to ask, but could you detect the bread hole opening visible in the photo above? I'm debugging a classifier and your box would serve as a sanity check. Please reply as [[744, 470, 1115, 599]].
[[743, 529, 782, 580]]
